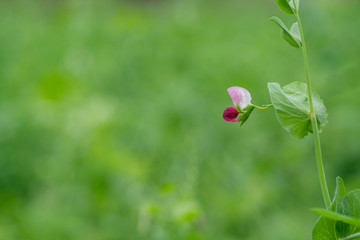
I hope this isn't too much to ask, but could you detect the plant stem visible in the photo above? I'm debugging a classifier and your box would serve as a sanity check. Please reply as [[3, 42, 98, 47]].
[[252, 104, 273, 110], [293, 2, 331, 208]]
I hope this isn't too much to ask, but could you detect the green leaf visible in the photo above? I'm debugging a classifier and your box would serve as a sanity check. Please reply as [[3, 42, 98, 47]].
[[267, 81, 327, 139], [290, 22, 301, 41], [312, 209, 360, 228], [270, 17, 302, 48], [312, 177, 347, 240], [312, 178, 360, 240], [281, 30, 299, 48], [239, 106, 254, 126], [343, 190, 360, 221], [289, 0, 300, 11], [275, 0, 295, 15], [331, 176, 347, 211], [334, 177, 347, 210]]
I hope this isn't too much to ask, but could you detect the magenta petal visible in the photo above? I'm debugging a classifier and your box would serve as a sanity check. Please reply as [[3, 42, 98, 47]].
[[223, 106, 239, 122], [227, 86, 251, 110]]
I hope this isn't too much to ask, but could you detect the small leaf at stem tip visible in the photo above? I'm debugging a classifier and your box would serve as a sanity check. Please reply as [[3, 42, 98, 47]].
[[275, 0, 295, 15], [270, 17, 302, 48], [289, 0, 300, 12]]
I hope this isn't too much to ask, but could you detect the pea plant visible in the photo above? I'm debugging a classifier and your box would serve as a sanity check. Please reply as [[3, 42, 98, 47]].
[[223, 0, 360, 239]]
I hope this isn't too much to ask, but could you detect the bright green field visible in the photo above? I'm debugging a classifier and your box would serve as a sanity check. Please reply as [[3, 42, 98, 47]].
[[1, 0, 360, 239]]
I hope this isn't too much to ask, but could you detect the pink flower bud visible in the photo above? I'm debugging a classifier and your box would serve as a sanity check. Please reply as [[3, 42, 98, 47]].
[[223, 106, 239, 122]]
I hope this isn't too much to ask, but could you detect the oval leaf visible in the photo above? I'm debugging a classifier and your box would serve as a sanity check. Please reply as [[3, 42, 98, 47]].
[[290, 22, 301, 41], [275, 0, 294, 15], [289, 0, 300, 12], [268, 81, 327, 138], [281, 30, 300, 48], [270, 17, 302, 48]]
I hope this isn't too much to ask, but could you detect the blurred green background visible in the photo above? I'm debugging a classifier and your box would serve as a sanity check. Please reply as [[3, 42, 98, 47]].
[[1, 0, 360, 239]]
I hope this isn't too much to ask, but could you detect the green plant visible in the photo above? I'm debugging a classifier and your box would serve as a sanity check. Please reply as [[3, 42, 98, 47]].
[[223, 0, 360, 239]]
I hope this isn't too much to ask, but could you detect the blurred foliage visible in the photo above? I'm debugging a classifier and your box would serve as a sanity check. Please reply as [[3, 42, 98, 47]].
[[0, 0, 360, 239]]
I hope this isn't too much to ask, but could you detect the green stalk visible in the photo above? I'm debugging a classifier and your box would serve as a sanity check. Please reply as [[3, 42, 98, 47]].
[[252, 104, 273, 110], [293, 1, 331, 208]]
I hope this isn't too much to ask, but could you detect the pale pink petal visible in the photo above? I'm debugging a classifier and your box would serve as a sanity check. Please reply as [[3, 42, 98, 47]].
[[227, 86, 251, 110], [223, 106, 239, 122]]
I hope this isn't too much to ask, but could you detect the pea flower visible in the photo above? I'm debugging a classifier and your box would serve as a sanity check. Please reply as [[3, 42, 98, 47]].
[[223, 86, 253, 125]]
